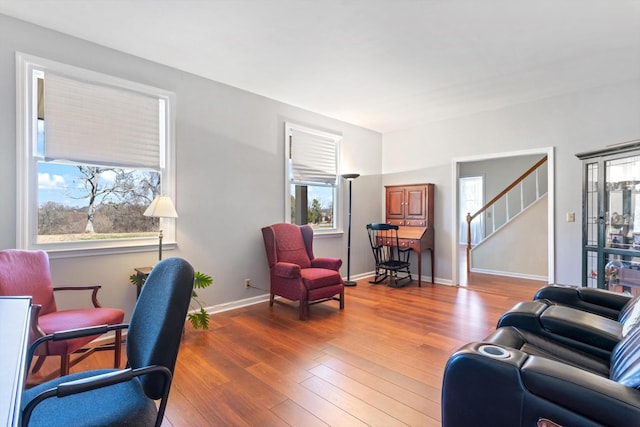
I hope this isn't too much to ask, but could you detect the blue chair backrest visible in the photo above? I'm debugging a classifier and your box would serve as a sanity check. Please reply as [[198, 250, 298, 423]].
[[126, 257, 194, 399]]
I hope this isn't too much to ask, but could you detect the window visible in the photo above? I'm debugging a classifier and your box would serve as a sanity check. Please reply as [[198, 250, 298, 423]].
[[285, 122, 341, 233], [459, 176, 484, 245], [16, 53, 176, 254]]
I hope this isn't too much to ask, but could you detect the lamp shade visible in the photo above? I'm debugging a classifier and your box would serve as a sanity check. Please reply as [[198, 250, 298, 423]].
[[143, 196, 178, 218], [341, 173, 360, 180]]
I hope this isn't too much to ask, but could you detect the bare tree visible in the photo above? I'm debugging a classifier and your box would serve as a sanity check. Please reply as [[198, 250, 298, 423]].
[[112, 170, 161, 205], [72, 166, 113, 233], [72, 166, 160, 233]]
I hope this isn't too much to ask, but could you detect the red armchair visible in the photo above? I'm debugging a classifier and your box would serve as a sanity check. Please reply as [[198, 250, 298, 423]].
[[261, 223, 344, 320], [0, 249, 124, 377]]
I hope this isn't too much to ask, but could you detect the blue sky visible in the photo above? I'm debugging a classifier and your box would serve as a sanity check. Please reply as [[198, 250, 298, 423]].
[[38, 162, 117, 208]]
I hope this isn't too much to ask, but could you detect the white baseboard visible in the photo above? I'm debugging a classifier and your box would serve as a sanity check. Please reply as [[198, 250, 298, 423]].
[[470, 268, 548, 282], [201, 294, 271, 315]]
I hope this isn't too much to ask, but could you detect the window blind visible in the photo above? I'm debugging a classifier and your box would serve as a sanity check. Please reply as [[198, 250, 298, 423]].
[[43, 73, 161, 169], [289, 128, 338, 185]]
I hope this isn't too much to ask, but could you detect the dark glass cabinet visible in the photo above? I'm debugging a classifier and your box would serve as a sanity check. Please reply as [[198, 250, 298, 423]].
[[578, 141, 640, 296]]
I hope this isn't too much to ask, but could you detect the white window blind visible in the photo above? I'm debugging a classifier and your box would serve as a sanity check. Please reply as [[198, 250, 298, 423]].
[[289, 128, 338, 185], [43, 73, 161, 169]]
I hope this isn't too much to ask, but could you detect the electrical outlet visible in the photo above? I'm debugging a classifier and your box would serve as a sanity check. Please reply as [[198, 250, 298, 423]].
[[245, 278, 251, 288]]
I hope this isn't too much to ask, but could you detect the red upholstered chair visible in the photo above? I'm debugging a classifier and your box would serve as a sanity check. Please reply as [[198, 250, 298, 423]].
[[261, 223, 345, 320], [0, 249, 124, 377]]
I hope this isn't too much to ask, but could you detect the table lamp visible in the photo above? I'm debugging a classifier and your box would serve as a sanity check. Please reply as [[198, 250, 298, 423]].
[[144, 195, 178, 261]]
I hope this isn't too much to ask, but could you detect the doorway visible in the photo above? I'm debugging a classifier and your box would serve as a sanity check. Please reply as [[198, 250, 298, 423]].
[[451, 147, 555, 287]]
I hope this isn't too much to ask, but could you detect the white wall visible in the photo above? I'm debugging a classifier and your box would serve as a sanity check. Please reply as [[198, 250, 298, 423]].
[[382, 79, 640, 285], [0, 14, 382, 319]]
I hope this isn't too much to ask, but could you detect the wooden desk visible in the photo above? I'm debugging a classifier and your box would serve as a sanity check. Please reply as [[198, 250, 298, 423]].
[[396, 226, 434, 286], [0, 296, 32, 427]]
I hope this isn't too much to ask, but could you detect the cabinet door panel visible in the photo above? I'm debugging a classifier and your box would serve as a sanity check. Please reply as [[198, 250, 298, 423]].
[[386, 188, 405, 218], [405, 187, 426, 219]]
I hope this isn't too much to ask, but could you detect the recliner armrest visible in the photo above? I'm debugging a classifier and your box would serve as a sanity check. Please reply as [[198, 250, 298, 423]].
[[521, 355, 640, 426], [272, 262, 301, 279], [311, 257, 342, 271], [579, 288, 632, 310], [539, 305, 622, 351], [535, 285, 631, 319], [498, 301, 621, 357]]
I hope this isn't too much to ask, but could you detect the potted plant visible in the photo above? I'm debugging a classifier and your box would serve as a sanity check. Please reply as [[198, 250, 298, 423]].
[[129, 270, 213, 329]]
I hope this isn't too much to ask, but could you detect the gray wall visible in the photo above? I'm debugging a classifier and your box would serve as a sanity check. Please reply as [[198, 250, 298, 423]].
[[382, 78, 640, 286], [459, 154, 544, 201], [0, 15, 382, 319], [2, 13, 639, 314]]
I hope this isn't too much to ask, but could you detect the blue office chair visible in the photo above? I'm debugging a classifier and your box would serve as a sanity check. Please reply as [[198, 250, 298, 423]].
[[21, 257, 195, 427]]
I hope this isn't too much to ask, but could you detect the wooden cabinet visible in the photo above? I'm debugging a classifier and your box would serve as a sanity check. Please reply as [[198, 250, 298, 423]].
[[385, 184, 433, 227], [384, 183, 435, 285], [577, 142, 640, 296]]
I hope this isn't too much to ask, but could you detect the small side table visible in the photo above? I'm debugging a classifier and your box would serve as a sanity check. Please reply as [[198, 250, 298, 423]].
[[133, 267, 152, 299]]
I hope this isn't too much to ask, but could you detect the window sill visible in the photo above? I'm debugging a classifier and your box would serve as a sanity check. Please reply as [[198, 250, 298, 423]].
[[38, 241, 177, 259], [313, 230, 345, 239]]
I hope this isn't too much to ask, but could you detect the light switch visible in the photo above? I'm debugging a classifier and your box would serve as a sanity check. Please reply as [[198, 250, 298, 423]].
[[566, 212, 575, 222]]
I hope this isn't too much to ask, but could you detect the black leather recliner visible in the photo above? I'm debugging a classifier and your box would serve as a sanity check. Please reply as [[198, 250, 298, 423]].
[[442, 326, 640, 426]]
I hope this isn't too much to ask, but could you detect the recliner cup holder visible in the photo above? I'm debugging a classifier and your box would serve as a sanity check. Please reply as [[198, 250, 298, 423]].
[[478, 344, 510, 359]]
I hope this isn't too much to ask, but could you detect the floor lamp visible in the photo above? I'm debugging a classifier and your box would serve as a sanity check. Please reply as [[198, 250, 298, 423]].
[[342, 173, 360, 286]]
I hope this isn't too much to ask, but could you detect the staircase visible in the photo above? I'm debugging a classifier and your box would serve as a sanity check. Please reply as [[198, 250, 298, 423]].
[[466, 155, 548, 275]]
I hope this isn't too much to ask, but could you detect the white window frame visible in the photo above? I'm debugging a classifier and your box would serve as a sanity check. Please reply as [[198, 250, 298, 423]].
[[16, 52, 177, 257], [285, 122, 342, 235]]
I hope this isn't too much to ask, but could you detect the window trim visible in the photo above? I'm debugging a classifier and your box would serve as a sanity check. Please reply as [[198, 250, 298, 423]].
[[284, 122, 342, 234], [16, 52, 177, 257]]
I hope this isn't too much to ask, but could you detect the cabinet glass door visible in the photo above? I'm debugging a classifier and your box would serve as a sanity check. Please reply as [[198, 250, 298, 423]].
[[605, 155, 640, 250], [604, 155, 640, 294], [585, 162, 598, 247]]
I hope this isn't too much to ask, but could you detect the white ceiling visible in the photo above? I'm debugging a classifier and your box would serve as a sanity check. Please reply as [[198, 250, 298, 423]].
[[1, 0, 639, 133]]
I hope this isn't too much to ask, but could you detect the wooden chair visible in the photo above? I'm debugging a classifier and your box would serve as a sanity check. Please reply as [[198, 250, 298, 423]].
[[366, 223, 412, 287]]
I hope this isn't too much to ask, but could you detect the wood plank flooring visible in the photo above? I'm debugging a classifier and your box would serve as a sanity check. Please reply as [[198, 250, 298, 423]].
[[28, 273, 543, 426]]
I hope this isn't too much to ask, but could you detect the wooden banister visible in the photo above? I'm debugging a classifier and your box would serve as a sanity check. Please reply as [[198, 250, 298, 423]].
[[466, 155, 548, 272]]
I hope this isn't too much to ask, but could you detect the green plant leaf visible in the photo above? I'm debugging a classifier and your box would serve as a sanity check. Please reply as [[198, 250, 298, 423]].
[[194, 271, 213, 289], [129, 273, 144, 287], [188, 307, 210, 330], [131, 268, 212, 330]]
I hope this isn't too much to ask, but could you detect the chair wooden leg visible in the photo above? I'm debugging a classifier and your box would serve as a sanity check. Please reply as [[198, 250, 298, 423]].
[[114, 329, 122, 368], [339, 291, 345, 310], [299, 302, 306, 320], [60, 355, 70, 376], [31, 356, 46, 374], [270, 294, 275, 306]]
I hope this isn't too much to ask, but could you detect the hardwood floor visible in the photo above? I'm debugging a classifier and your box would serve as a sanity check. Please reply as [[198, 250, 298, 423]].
[[28, 273, 543, 426]]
